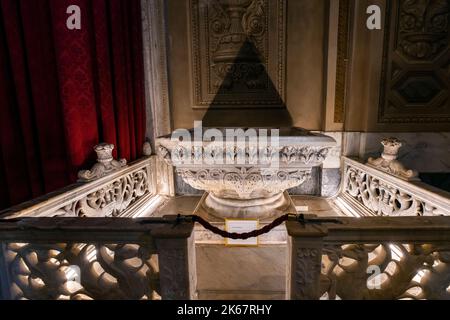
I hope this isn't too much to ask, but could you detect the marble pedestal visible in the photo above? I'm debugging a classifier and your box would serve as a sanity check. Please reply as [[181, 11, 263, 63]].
[[192, 192, 291, 299], [151, 194, 341, 300], [157, 127, 336, 220], [196, 244, 287, 300]]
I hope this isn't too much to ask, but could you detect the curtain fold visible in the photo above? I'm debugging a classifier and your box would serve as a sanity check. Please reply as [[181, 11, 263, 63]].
[[0, 0, 146, 210]]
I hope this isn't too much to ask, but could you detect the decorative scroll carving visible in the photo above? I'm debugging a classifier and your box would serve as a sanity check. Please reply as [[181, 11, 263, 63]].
[[321, 243, 450, 300], [177, 167, 310, 199], [55, 168, 150, 217], [367, 137, 419, 180], [190, 0, 286, 108], [378, 0, 450, 124], [78, 144, 127, 182], [343, 163, 443, 216], [3, 242, 160, 300]]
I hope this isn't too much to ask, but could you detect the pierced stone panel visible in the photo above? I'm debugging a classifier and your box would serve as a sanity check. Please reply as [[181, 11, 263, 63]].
[[378, 0, 450, 124], [2, 242, 160, 300], [321, 243, 450, 300], [189, 0, 286, 108]]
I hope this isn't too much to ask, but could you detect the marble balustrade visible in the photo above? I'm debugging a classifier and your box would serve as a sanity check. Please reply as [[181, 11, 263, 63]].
[[335, 157, 450, 217], [286, 215, 450, 300], [0, 155, 170, 220], [0, 216, 196, 300]]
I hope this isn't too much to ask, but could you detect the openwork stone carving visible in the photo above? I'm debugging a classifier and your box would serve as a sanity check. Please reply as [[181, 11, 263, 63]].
[[321, 243, 450, 300], [56, 168, 150, 217], [3, 242, 160, 300], [78, 143, 127, 182], [343, 161, 444, 216], [367, 137, 419, 181]]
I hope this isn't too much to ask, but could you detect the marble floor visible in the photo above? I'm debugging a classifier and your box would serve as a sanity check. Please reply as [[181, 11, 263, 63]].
[[153, 194, 343, 217], [152, 194, 343, 300]]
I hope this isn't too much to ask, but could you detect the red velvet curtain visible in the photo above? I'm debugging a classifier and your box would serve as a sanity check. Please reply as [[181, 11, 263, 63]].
[[0, 0, 146, 210]]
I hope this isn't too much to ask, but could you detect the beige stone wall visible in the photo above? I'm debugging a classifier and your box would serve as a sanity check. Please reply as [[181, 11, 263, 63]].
[[285, 0, 327, 130], [166, 0, 328, 130], [345, 0, 450, 132], [162, 0, 449, 133]]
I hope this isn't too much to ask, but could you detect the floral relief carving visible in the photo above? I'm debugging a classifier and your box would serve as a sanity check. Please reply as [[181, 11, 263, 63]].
[[293, 247, 321, 299], [157, 145, 330, 167], [177, 167, 310, 199]]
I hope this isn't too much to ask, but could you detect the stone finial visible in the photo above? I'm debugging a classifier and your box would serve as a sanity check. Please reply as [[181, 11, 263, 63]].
[[367, 137, 419, 181], [143, 141, 152, 156], [78, 143, 127, 182]]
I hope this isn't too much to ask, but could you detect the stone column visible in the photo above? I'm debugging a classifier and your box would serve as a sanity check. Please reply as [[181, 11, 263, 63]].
[[286, 220, 327, 300]]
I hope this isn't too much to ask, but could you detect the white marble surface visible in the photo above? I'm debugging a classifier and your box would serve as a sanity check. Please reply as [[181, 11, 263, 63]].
[[315, 131, 343, 169], [196, 244, 286, 300]]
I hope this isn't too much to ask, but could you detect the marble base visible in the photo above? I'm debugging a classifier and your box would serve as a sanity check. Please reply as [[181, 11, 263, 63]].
[[196, 244, 287, 300], [198, 191, 296, 220], [192, 191, 295, 244], [151, 194, 343, 300]]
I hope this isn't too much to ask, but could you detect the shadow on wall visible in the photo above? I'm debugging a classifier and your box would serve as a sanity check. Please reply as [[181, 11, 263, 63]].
[[202, 38, 292, 128]]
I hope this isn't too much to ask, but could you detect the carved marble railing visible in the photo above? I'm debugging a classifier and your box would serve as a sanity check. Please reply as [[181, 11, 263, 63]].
[[286, 216, 450, 300], [336, 157, 450, 217], [0, 216, 196, 300], [0, 157, 161, 219]]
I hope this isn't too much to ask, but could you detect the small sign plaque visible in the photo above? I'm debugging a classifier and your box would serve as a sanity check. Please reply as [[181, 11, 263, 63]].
[[225, 219, 259, 246]]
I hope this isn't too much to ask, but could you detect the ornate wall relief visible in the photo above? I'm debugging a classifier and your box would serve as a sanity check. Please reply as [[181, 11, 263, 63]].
[[379, 0, 450, 123], [189, 0, 286, 108]]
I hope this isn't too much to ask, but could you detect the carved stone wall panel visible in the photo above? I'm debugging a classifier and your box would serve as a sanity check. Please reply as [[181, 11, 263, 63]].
[[379, 0, 450, 124], [189, 0, 286, 108]]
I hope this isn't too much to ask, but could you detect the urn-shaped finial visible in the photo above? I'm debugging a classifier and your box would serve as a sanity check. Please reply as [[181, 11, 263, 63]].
[[381, 137, 402, 161], [78, 143, 127, 182], [94, 143, 115, 164], [367, 137, 419, 181]]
